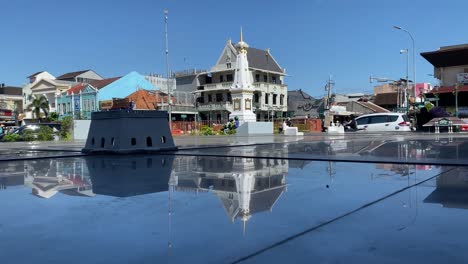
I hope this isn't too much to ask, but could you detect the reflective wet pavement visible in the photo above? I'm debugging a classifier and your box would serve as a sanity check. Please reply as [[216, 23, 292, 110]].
[[1, 134, 468, 263]]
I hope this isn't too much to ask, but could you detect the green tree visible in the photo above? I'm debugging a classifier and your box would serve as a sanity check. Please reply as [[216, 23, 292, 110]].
[[49, 112, 59, 121], [28, 95, 50, 122]]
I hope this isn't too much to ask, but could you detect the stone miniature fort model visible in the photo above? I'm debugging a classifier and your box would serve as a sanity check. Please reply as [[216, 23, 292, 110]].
[[82, 110, 177, 154]]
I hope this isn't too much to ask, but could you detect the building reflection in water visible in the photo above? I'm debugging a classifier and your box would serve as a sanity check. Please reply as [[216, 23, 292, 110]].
[[172, 146, 289, 233], [25, 159, 95, 199], [424, 167, 468, 209]]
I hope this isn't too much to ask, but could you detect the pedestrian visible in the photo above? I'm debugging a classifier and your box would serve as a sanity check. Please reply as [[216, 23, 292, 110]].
[[0, 124, 4, 135], [286, 117, 292, 127], [234, 116, 239, 129]]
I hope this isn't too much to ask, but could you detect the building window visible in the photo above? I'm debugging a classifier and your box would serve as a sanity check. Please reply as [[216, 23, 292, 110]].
[[227, 93, 232, 102], [208, 94, 212, 102], [227, 63, 231, 69], [280, 95, 284, 105], [263, 75, 268, 82], [220, 75, 224, 82], [216, 93, 223, 102], [265, 93, 269, 104], [272, 76, 277, 84], [146, 137, 153, 147], [255, 74, 260, 82], [273, 94, 277, 105], [67, 103, 71, 113], [131, 138, 136, 146], [254, 93, 259, 103], [227, 74, 233, 82], [91, 100, 95, 111]]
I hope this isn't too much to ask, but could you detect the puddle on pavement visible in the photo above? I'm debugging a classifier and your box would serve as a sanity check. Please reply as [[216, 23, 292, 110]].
[[0, 153, 461, 264]]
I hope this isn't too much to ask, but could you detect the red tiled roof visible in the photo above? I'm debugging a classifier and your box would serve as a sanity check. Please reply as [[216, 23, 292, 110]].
[[126, 89, 170, 110], [66, 83, 87, 95], [56, 69, 90, 80], [90, 77, 121, 89], [428, 85, 468, 94]]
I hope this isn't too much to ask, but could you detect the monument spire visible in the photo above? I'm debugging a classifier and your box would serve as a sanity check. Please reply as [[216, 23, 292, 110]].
[[228, 28, 257, 124]]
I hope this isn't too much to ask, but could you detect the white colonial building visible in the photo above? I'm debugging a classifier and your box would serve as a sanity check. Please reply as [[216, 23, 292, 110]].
[[176, 32, 288, 123]]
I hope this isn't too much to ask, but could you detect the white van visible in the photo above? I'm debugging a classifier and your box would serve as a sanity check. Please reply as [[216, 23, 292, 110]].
[[355, 113, 411, 132]]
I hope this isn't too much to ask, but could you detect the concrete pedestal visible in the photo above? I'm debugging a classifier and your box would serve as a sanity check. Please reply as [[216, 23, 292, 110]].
[[236, 122, 273, 136]]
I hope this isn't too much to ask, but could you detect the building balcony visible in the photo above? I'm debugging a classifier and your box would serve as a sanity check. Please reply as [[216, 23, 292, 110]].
[[204, 82, 233, 91], [253, 103, 287, 112], [252, 82, 287, 93], [197, 102, 233, 112]]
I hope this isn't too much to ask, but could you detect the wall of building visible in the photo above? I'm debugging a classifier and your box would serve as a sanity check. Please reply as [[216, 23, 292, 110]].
[[436, 65, 468, 86], [77, 71, 103, 82], [74, 120, 91, 140]]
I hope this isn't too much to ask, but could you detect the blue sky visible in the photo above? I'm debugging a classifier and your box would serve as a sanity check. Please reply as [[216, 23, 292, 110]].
[[2, 0, 468, 98]]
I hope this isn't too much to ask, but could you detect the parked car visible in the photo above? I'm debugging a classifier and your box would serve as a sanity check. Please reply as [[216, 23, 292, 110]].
[[355, 113, 411, 132], [0, 123, 61, 141]]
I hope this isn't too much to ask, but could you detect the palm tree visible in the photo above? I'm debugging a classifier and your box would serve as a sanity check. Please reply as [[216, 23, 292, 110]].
[[28, 94, 50, 122]]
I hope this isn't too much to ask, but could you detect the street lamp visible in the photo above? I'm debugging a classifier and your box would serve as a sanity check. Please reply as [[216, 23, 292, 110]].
[[164, 8, 172, 129], [400, 49, 409, 112], [393, 26, 416, 104], [454, 83, 459, 118]]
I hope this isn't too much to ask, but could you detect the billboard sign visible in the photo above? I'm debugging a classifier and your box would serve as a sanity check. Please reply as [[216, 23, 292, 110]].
[[457, 73, 468, 84], [74, 96, 80, 111]]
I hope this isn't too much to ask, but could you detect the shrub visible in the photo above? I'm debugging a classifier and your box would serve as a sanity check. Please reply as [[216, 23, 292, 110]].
[[60, 116, 73, 140], [38, 126, 54, 141], [22, 130, 36, 141], [201, 126, 214, 136], [2, 133, 20, 142], [49, 112, 59, 122]]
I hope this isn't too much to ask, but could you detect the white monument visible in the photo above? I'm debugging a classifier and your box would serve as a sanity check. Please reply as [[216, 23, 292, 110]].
[[230, 29, 273, 135], [229, 29, 257, 124]]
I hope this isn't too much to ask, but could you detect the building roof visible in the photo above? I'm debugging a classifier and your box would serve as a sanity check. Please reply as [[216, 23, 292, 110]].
[[247, 47, 284, 73], [27, 71, 45, 78], [373, 92, 398, 106], [66, 83, 88, 95], [287, 90, 320, 117], [421, 44, 468, 67], [428, 85, 468, 94], [355, 101, 390, 113], [125, 89, 169, 110], [56, 69, 90, 80], [0, 86, 22, 96], [90, 77, 121, 89]]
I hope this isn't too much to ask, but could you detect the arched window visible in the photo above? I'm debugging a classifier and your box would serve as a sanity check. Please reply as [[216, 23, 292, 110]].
[[101, 138, 105, 148], [111, 137, 115, 146], [146, 137, 153, 147], [131, 138, 136, 146], [91, 138, 95, 146], [161, 136, 166, 144]]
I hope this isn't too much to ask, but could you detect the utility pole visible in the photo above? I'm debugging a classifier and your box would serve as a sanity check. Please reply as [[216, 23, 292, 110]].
[[164, 9, 172, 129], [325, 75, 335, 110]]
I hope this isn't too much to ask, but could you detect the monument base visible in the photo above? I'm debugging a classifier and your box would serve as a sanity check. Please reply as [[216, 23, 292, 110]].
[[229, 111, 256, 125], [82, 110, 177, 154], [236, 122, 273, 136]]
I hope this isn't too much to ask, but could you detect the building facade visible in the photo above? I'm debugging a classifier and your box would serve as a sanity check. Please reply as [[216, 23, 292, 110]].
[[421, 44, 468, 116], [175, 37, 288, 124]]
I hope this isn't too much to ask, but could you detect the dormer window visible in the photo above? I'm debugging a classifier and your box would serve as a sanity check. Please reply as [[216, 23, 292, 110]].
[[227, 63, 231, 69]]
